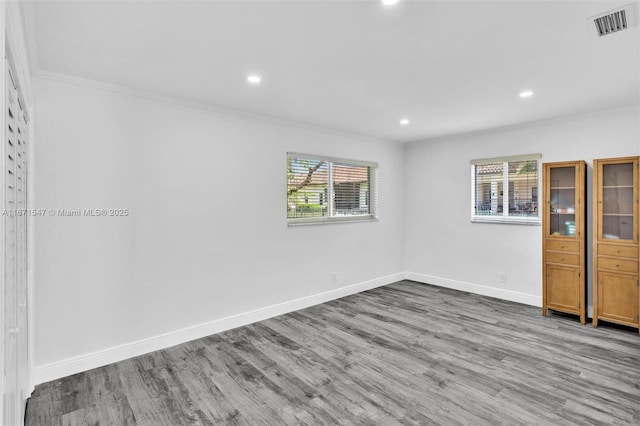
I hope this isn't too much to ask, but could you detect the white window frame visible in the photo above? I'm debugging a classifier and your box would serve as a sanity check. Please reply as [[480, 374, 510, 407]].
[[470, 154, 541, 225], [287, 153, 378, 226]]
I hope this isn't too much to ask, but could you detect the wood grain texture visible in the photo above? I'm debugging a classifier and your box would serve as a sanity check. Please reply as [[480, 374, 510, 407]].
[[542, 160, 587, 324], [26, 281, 640, 425], [592, 156, 640, 332]]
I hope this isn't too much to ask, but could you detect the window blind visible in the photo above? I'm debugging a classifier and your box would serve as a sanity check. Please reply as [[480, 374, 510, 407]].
[[287, 153, 378, 224]]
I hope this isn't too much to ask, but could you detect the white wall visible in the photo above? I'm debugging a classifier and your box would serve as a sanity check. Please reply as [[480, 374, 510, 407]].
[[404, 105, 640, 308], [33, 76, 405, 377], [33, 74, 640, 383]]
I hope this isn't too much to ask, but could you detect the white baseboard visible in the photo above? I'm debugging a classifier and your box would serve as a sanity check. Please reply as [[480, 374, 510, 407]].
[[34, 272, 406, 385], [405, 272, 542, 307], [34, 271, 546, 384]]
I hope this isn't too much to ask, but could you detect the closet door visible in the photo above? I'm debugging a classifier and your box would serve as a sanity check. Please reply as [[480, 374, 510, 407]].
[[2, 63, 29, 426], [15, 68, 29, 420], [16, 79, 30, 418], [3, 65, 19, 426]]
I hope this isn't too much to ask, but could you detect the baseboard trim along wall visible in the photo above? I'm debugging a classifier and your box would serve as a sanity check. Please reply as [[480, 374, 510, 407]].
[[34, 272, 406, 385], [405, 272, 542, 307], [35, 271, 544, 384]]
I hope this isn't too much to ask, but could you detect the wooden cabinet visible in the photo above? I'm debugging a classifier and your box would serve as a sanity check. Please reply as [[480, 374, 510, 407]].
[[593, 156, 639, 333], [542, 161, 586, 323]]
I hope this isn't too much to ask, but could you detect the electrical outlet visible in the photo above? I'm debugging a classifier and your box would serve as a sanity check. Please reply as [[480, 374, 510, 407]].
[[499, 273, 507, 283], [331, 272, 338, 283]]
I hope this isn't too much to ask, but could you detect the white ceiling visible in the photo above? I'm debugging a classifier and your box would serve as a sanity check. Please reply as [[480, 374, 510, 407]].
[[30, 0, 639, 143]]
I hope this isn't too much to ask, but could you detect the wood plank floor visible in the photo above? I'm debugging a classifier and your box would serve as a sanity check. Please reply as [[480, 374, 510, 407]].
[[26, 280, 640, 425]]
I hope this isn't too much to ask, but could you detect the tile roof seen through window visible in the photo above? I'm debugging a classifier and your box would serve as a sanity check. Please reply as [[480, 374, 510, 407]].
[[288, 165, 368, 187]]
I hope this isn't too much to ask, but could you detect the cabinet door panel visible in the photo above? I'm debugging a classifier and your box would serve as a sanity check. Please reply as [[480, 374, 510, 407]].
[[595, 158, 639, 244], [546, 265, 580, 312], [597, 272, 638, 325]]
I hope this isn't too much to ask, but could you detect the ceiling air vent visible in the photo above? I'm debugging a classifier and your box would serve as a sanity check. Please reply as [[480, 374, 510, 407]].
[[591, 4, 636, 37]]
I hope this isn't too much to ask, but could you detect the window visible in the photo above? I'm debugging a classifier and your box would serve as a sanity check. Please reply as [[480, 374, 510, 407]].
[[287, 153, 378, 225], [471, 154, 541, 224]]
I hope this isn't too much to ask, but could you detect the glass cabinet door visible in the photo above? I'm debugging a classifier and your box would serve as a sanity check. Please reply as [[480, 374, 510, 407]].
[[549, 166, 576, 236], [601, 162, 634, 241]]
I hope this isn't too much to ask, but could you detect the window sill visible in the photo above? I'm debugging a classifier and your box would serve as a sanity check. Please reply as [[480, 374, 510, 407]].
[[471, 215, 541, 226], [288, 215, 378, 226]]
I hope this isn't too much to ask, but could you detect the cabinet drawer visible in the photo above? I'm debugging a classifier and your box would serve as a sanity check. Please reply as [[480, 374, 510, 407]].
[[598, 257, 639, 273], [598, 244, 638, 259], [546, 240, 579, 252], [546, 252, 579, 265]]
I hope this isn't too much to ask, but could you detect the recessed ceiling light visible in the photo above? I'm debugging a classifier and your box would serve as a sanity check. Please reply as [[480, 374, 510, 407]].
[[247, 74, 261, 84], [400, 119, 410, 126], [519, 90, 534, 98], [382, 0, 400, 5]]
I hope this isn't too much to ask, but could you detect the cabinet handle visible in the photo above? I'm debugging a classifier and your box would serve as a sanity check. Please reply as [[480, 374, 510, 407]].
[[616, 264, 620, 268], [561, 257, 565, 261]]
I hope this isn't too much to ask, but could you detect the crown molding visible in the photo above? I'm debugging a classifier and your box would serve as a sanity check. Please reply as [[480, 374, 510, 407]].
[[34, 69, 402, 147], [406, 103, 640, 146]]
